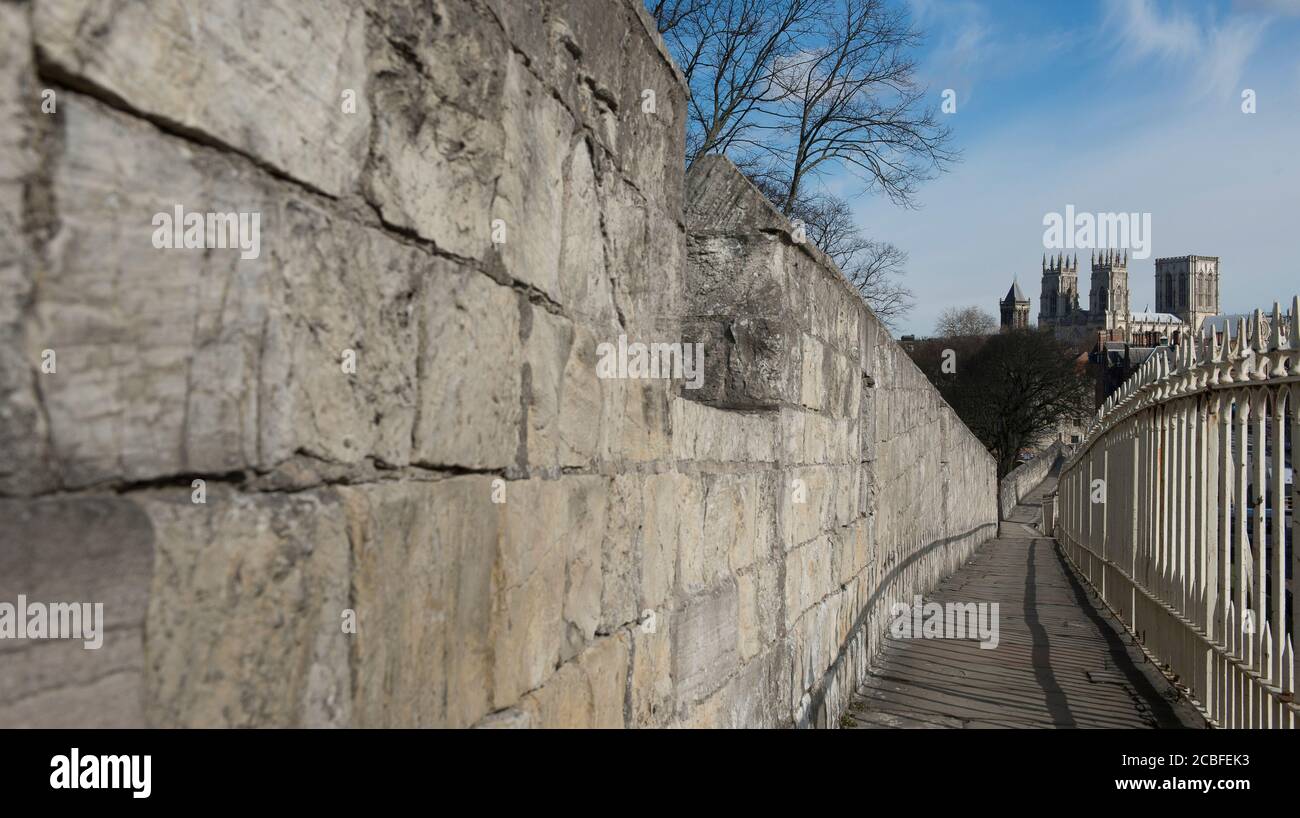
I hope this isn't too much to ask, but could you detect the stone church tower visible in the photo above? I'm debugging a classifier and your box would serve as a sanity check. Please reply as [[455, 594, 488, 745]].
[[1000, 279, 1031, 331], [1089, 249, 1130, 331], [1155, 255, 1220, 332], [1038, 253, 1079, 326]]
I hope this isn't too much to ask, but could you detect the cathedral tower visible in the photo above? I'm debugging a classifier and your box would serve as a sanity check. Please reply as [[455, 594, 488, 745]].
[[1089, 248, 1130, 331], [1000, 279, 1031, 331], [1155, 255, 1219, 332], [1038, 253, 1078, 326]]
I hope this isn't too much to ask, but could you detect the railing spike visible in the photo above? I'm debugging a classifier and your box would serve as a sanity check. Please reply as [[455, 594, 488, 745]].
[[1271, 302, 1283, 351]]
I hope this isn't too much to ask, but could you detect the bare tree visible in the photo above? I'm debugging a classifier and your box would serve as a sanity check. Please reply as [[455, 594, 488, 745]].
[[844, 239, 912, 328], [755, 0, 956, 210], [653, 0, 824, 165], [935, 306, 997, 338], [650, 0, 940, 329]]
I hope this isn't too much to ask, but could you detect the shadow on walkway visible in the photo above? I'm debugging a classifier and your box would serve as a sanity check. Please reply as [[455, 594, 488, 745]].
[[844, 469, 1205, 729]]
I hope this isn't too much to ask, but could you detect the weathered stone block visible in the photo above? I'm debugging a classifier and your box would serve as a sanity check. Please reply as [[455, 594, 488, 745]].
[[784, 536, 833, 629], [671, 398, 777, 463], [340, 477, 496, 728], [35, 0, 371, 197], [142, 487, 351, 727], [0, 495, 153, 727], [673, 584, 738, 705], [520, 632, 629, 728], [560, 139, 618, 326], [630, 616, 674, 727], [490, 55, 573, 298], [364, 0, 511, 257], [413, 264, 522, 470], [0, 4, 51, 497], [494, 476, 606, 705]]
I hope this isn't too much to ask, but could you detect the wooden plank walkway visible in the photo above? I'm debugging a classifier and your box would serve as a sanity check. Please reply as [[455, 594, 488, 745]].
[[845, 468, 1206, 729]]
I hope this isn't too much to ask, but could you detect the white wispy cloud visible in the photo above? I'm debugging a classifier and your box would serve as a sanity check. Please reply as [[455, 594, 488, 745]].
[[1102, 0, 1268, 98], [907, 0, 1069, 106]]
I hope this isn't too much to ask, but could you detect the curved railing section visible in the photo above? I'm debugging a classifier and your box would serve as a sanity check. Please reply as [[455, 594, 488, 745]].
[[1057, 298, 1299, 728]]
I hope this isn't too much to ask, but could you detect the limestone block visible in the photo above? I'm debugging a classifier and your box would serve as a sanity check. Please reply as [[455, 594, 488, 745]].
[[490, 54, 574, 298], [672, 476, 712, 596], [784, 536, 833, 629], [527, 315, 604, 470], [560, 139, 618, 326], [799, 334, 826, 412], [340, 477, 496, 728], [525, 307, 584, 469], [484, 0, 548, 71], [519, 657, 588, 728], [700, 472, 773, 574], [601, 471, 688, 630], [673, 583, 739, 705], [362, 0, 513, 257], [615, 12, 686, 221], [604, 189, 684, 337], [34, 0, 370, 197], [630, 616, 674, 727], [600, 474, 644, 632], [142, 487, 351, 727], [34, 97, 268, 486], [671, 398, 777, 464], [709, 647, 783, 728], [686, 233, 786, 318], [520, 633, 629, 728], [682, 314, 800, 409], [781, 466, 835, 550], [824, 349, 858, 419], [0, 5, 52, 496], [494, 476, 607, 706], [581, 632, 630, 729], [685, 155, 788, 238], [641, 472, 688, 612], [755, 557, 783, 654], [736, 573, 761, 662], [599, 375, 672, 464], [0, 495, 153, 727], [413, 263, 522, 470], [32, 97, 455, 486], [253, 202, 428, 472]]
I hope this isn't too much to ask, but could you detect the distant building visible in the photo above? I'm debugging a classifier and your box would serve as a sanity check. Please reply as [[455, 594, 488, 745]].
[[999, 280, 1031, 331], [1155, 255, 1221, 333], [1036, 249, 1196, 342]]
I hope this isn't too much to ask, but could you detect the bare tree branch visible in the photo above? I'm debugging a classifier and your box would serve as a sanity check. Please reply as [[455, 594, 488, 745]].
[[761, 0, 957, 210]]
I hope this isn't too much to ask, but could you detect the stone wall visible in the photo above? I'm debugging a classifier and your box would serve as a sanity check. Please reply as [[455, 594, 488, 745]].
[[0, 0, 996, 728], [998, 440, 1065, 519]]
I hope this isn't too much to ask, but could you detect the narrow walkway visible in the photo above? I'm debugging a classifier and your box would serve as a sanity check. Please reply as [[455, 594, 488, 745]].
[[845, 468, 1205, 729]]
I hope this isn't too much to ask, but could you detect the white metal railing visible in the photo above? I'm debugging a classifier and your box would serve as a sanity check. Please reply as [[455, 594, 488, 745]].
[[1057, 299, 1299, 728]]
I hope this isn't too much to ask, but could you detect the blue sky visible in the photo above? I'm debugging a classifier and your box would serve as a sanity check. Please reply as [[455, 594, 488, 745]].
[[847, 0, 1300, 336]]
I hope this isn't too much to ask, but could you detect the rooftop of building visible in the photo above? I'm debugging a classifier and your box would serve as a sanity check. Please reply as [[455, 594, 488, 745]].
[[1129, 311, 1183, 324], [1003, 279, 1028, 303]]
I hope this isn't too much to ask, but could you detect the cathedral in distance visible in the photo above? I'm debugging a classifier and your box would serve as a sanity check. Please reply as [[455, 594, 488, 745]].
[[999, 251, 1221, 343]]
